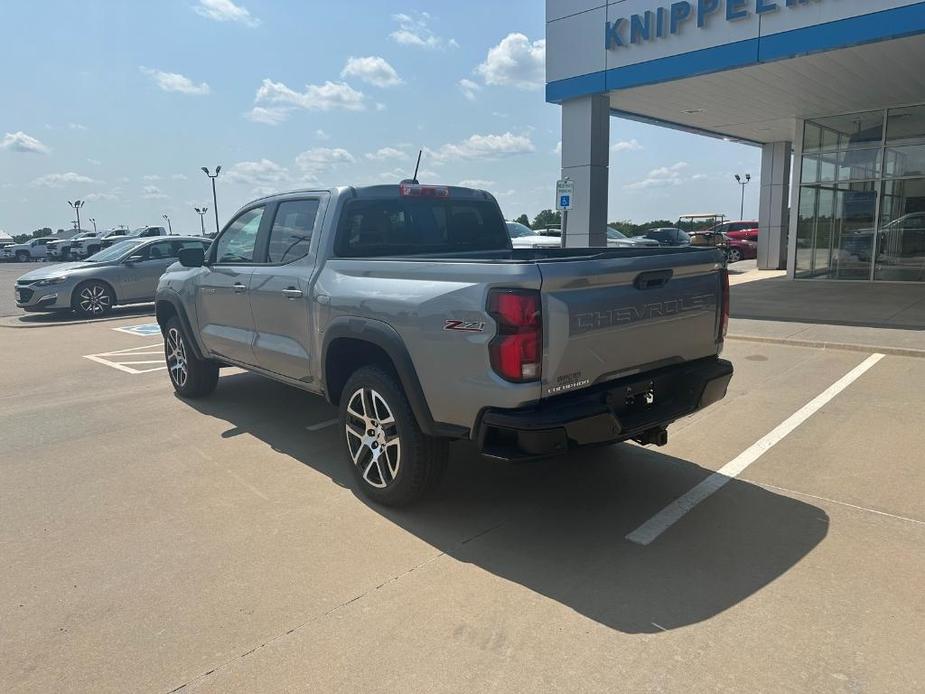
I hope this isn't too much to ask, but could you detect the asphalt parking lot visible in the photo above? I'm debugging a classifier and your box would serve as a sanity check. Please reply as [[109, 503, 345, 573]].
[[1, 286, 924, 693]]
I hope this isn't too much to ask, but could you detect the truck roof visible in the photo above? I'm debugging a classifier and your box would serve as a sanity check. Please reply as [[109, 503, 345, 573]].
[[248, 184, 496, 206]]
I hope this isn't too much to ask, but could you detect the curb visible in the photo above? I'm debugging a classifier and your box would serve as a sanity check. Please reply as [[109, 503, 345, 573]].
[[727, 333, 925, 359]]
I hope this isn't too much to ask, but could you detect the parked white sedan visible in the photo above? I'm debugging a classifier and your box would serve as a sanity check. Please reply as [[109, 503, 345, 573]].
[[506, 221, 561, 249]]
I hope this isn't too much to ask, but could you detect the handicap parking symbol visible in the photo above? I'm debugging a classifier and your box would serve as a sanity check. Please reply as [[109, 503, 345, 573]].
[[559, 194, 570, 209], [112, 323, 162, 337]]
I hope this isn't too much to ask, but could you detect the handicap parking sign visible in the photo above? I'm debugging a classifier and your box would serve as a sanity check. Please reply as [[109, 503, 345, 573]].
[[556, 178, 574, 211]]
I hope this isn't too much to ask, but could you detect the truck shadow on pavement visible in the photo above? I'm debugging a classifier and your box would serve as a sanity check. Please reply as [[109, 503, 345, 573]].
[[185, 372, 829, 635]]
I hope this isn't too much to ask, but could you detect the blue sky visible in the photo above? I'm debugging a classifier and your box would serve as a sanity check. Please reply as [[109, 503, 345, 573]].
[[0, 0, 760, 235]]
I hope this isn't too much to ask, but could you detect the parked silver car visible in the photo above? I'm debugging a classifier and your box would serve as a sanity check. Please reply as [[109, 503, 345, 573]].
[[15, 236, 212, 317]]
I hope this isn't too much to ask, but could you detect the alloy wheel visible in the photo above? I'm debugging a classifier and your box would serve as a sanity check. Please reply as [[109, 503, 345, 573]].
[[345, 387, 401, 488], [78, 284, 112, 315], [166, 327, 189, 388], [728, 249, 742, 263]]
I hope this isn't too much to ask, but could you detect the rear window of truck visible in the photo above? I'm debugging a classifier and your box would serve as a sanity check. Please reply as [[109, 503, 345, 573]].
[[335, 199, 511, 257]]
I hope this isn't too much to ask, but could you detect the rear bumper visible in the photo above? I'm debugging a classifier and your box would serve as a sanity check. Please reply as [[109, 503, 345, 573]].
[[476, 357, 733, 461]]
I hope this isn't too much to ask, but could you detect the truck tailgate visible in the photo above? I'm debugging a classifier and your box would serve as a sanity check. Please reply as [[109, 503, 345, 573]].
[[538, 250, 723, 398]]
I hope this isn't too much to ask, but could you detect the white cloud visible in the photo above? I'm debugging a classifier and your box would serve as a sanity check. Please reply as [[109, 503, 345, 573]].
[[244, 105, 292, 125], [295, 148, 355, 177], [87, 158, 102, 166], [68, 122, 87, 131], [625, 162, 690, 190], [140, 67, 210, 95], [225, 159, 290, 185], [32, 172, 96, 187], [85, 189, 120, 202], [254, 78, 366, 112], [458, 78, 481, 101], [142, 185, 168, 200], [172, 173, 189, 180], [375, 102, 387, 112], [341, 56, 402, 88], [458, 179, 495, 188], [553, 141, 561, 155], [612, 139, 643, 153], [2, 131, 50, 154], [315, 129, 331, 140], [428, 132, 535, 162], [476, 33, 545, 90], [192, 0, 259, 27], [143, 175, 161, 181], [390, 12, 457, 50], [365, 147, 408, 162]]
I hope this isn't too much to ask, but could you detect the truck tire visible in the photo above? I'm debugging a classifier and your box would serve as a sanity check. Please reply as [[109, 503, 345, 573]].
[[339, 366, 448, 506], [164, 316, 219, 398], [72, 280, 115, 317], [15, 251, 29, 262]]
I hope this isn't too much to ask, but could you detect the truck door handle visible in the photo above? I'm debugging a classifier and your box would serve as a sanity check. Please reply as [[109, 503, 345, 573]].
[[233, 282, 247, 294], [282, 288, 303, 299], [634, 269, 673, 290]]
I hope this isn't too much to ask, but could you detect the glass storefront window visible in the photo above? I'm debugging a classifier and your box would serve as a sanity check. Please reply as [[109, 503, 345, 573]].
[[798, 107, 925, 281], [883, 144, 925, 179], [832, 182, 877, 280], [876, 178, 925, 281], [813, 111, 884, 150], [886, 105, 925, 146]]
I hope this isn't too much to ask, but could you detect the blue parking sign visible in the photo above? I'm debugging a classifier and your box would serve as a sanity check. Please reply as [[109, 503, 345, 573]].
[[560, 195, 570, 208]]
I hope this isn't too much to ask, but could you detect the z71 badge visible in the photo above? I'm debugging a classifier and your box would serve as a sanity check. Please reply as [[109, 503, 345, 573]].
[[444, 320, 485, 333]]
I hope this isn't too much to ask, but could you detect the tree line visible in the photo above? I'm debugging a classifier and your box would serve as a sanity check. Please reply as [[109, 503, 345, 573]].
[[9, 228, 59, 244]]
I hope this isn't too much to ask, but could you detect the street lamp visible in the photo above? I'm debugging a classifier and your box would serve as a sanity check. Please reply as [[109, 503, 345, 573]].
[[201, 165, 222, 235], [162, 214, 172, 235], [88, 217, 97, 233], [194, 207, 209, 236], [67, 200, 84, 233], [734, 173, 751, 221]]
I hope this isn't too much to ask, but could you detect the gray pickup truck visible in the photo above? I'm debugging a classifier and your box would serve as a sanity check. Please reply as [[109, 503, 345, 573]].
[[156, 183, 733, 505]]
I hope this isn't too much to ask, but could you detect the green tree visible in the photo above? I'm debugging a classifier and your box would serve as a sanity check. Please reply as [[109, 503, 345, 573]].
[[531, 209, 561, 230], [32, 227, 52, 238], [13, 234, 30, 243], [514, 214, 530, 227]]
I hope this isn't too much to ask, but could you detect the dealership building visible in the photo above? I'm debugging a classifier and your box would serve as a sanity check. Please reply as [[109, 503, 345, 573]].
[[547, 0, 925, 282]]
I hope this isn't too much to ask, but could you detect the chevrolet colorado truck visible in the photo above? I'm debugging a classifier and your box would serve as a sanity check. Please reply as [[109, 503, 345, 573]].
[[156, 184, 733, 506]]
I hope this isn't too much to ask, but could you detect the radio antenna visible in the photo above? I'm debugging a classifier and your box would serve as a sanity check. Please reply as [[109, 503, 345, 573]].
[[411, 149, 422, 183]]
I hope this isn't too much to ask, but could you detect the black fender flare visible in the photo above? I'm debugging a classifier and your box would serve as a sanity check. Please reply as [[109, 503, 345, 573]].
[[321, 317, 467, 439], [155, 291, 207, 361]]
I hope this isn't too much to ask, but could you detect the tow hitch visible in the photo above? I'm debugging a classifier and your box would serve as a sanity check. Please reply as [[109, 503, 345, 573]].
[[634, 427, 669, 447]]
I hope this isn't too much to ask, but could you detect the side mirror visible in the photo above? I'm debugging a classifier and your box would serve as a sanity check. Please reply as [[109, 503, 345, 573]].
[[125, 254, 144, 264], [178, 247, 205, 268]]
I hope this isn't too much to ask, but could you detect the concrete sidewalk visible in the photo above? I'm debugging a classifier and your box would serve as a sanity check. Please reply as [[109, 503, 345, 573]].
[[728, 276, 925, 357]]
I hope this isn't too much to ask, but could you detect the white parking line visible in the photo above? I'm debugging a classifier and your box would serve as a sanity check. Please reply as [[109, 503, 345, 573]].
[[84, 343, 166, 374], [626, 352, 886, 546], [306, 418, 338, 431]]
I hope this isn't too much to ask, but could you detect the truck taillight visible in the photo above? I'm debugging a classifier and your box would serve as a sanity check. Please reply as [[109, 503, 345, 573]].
[[719, 269, 730, 341], [488, 289, 542, 383]]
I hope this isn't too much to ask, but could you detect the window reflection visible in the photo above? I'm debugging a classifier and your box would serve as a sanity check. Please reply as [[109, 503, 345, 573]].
[[797, 106, 925, 282]]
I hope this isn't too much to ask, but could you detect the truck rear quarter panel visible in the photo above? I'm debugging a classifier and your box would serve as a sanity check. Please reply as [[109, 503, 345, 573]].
[[314, 259, 543, 430]]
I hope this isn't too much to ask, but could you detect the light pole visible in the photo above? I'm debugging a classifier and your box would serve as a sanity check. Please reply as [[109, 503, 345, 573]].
[[162, 214, 172, 235], [88, 217, 97, 233], [68, 200, 84, 233], [201, 166, 221, 235], [194, 207, 209, 236], [734, 173, 751, 221]]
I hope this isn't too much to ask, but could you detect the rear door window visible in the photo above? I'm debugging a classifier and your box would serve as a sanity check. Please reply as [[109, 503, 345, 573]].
[[266, 199, 320, 263], [335, 198, 510, 257]]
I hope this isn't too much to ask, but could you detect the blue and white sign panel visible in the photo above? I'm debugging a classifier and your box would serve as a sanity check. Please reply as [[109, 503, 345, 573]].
[[546, 0, 925, 100], [556, 179, 574, 211], [112, 323, 162, 337]]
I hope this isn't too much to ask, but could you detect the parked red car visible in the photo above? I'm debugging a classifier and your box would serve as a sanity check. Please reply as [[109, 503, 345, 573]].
[[716, 220, 759, 242]]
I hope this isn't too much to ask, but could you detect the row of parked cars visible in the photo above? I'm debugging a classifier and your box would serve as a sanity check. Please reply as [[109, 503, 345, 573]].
[[1, 226, 172, 263], [506, 218, 760, 263]]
